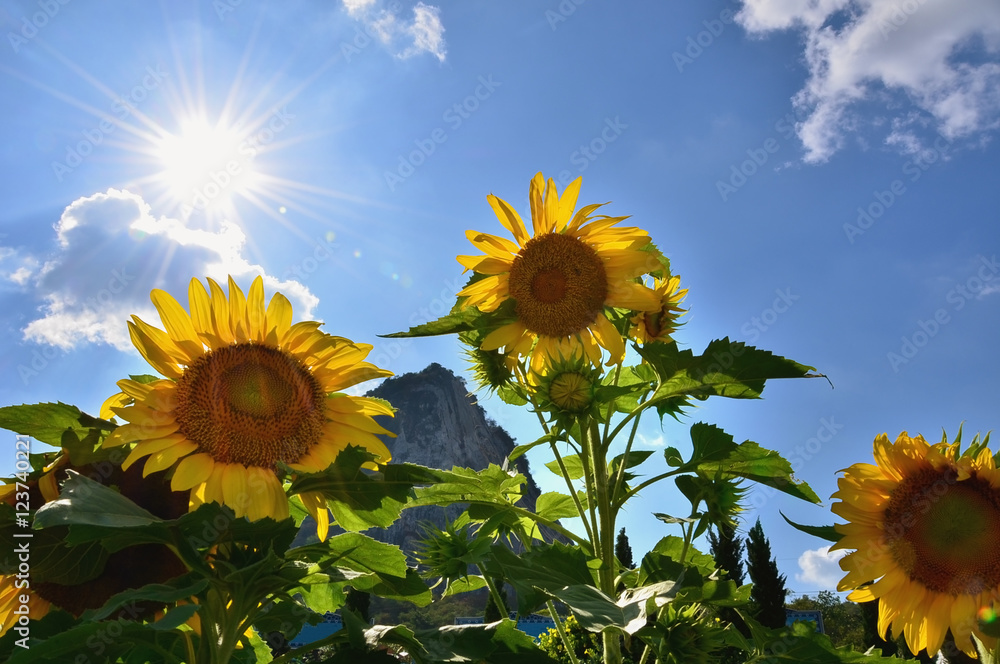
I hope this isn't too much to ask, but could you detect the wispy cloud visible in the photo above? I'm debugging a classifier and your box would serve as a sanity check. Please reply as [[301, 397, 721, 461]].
[[737, 0, 1000, 162], [635, 432, 666, 448], [11, 188, 317, 351], [795, 545, 847, 590], [342, 0, 446, 62]]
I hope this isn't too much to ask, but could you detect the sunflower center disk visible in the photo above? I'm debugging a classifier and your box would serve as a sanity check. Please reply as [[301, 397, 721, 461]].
[[885, 469, 1000, 594], [173, 344, 326, 468], [508, 233, 608, 338]]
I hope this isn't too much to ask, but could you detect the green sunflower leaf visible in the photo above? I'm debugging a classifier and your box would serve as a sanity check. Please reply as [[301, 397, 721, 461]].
[[780, 512, 842, 543], [0, 613, 190, 664], [34, 470, 162, 529], [348, 567, 432, 606], [444, 574, 488, 596], [508, 432, 558, 461], [382, 299, 517, 338], [535, 491, 580, 520], [0, 402, 114, 448], [407, 464, 527, 510], [638, 535, 716, 585], [81, 574, 209, 622], [288, 446, 441, 531], [0, 508, 108, 585], [483, 542, 599, 615], [544, 454, 585, 480], [415, 618, 558, 664], [636, 339, 818, 405], [677, 424, 822, 505]]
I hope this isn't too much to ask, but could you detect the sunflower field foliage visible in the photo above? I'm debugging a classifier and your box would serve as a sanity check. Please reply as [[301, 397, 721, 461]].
[[0, 172, 959, 663]]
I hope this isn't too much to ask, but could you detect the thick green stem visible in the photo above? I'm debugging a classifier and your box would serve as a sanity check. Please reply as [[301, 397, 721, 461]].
[[483, 574, 509, 621], [609, 411, 643, 509], [577, 423, 601, 550], [603, 630, 623, 664], [548, 439, 595, 543], [582, 417, 621, 664]]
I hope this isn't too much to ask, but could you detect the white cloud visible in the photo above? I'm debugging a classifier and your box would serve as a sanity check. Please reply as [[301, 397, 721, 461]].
[[21, 188, 317, 351], [636, 432, 666, 448], [795, 545, 847, 590], [342, 0, 376, 18], [343, 0, 446, 62], [402, 3, 446, 62], [737, 0, 1000, 162]]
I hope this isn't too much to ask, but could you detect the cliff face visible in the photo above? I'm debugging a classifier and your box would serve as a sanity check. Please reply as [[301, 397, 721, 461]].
[[364, 363, 543, 551]]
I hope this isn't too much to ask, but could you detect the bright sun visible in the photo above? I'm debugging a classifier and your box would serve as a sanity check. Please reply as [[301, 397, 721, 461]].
[[153, 119, 259, 216]]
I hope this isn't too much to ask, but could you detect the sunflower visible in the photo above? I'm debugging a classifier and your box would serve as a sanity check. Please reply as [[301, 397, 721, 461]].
[[630, 275, 687, 344], [101, 276, 393, 534], [832, 431, 1000, 657], [0, 575, 50, 639], [1, 459, 190, 636], [457, 173, 662, 372]]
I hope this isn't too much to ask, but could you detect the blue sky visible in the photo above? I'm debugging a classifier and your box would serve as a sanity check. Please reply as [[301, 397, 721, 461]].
[[1, 0, 999, 598]]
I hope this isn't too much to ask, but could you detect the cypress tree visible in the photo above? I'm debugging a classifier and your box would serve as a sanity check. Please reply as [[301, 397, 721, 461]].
[[746, 518, 788, 629], [708, 522, 745, 586], [615, 527, 635, 570]]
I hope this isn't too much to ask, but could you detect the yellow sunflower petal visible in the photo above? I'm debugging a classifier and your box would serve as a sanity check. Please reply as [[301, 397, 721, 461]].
[[171, 453, 216, 492], [143, 440, 198, 476], [487, 193, 530, 247], [265, 292, 293, 342], [556, 177, 581, 230], [466, 230, 519, 258], [298, 491, 330, 541], [528, 172, 546, 235], [206, 277, 235, 344], [588, 314, 625, 365], [606, 281, 661, 312], [121, 433, 188, 470], [222, 463, 250, 518], [482, 322, 527, 352], [246, 276, 266, 342], [542, 177, 559, 234], [100, 392, 130, 420], [188, 278, 214, 340], [128, 320, 184, 379], [227, 276, 249, 343], [150, 288, 204, 362]]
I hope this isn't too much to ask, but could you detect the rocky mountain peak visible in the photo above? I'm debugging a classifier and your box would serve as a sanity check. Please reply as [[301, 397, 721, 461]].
[[363, 363, 543, 550]]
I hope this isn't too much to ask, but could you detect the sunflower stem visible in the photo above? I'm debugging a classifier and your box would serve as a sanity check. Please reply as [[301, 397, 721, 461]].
[[577, 424, 601, 557], [548, 437, 595, 544], [582, 416, 621, 664], [547, 599, 582, 664], [483, 574, 510, 622], [601, 363, 623, 444], [609, 409, 643, 511]]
